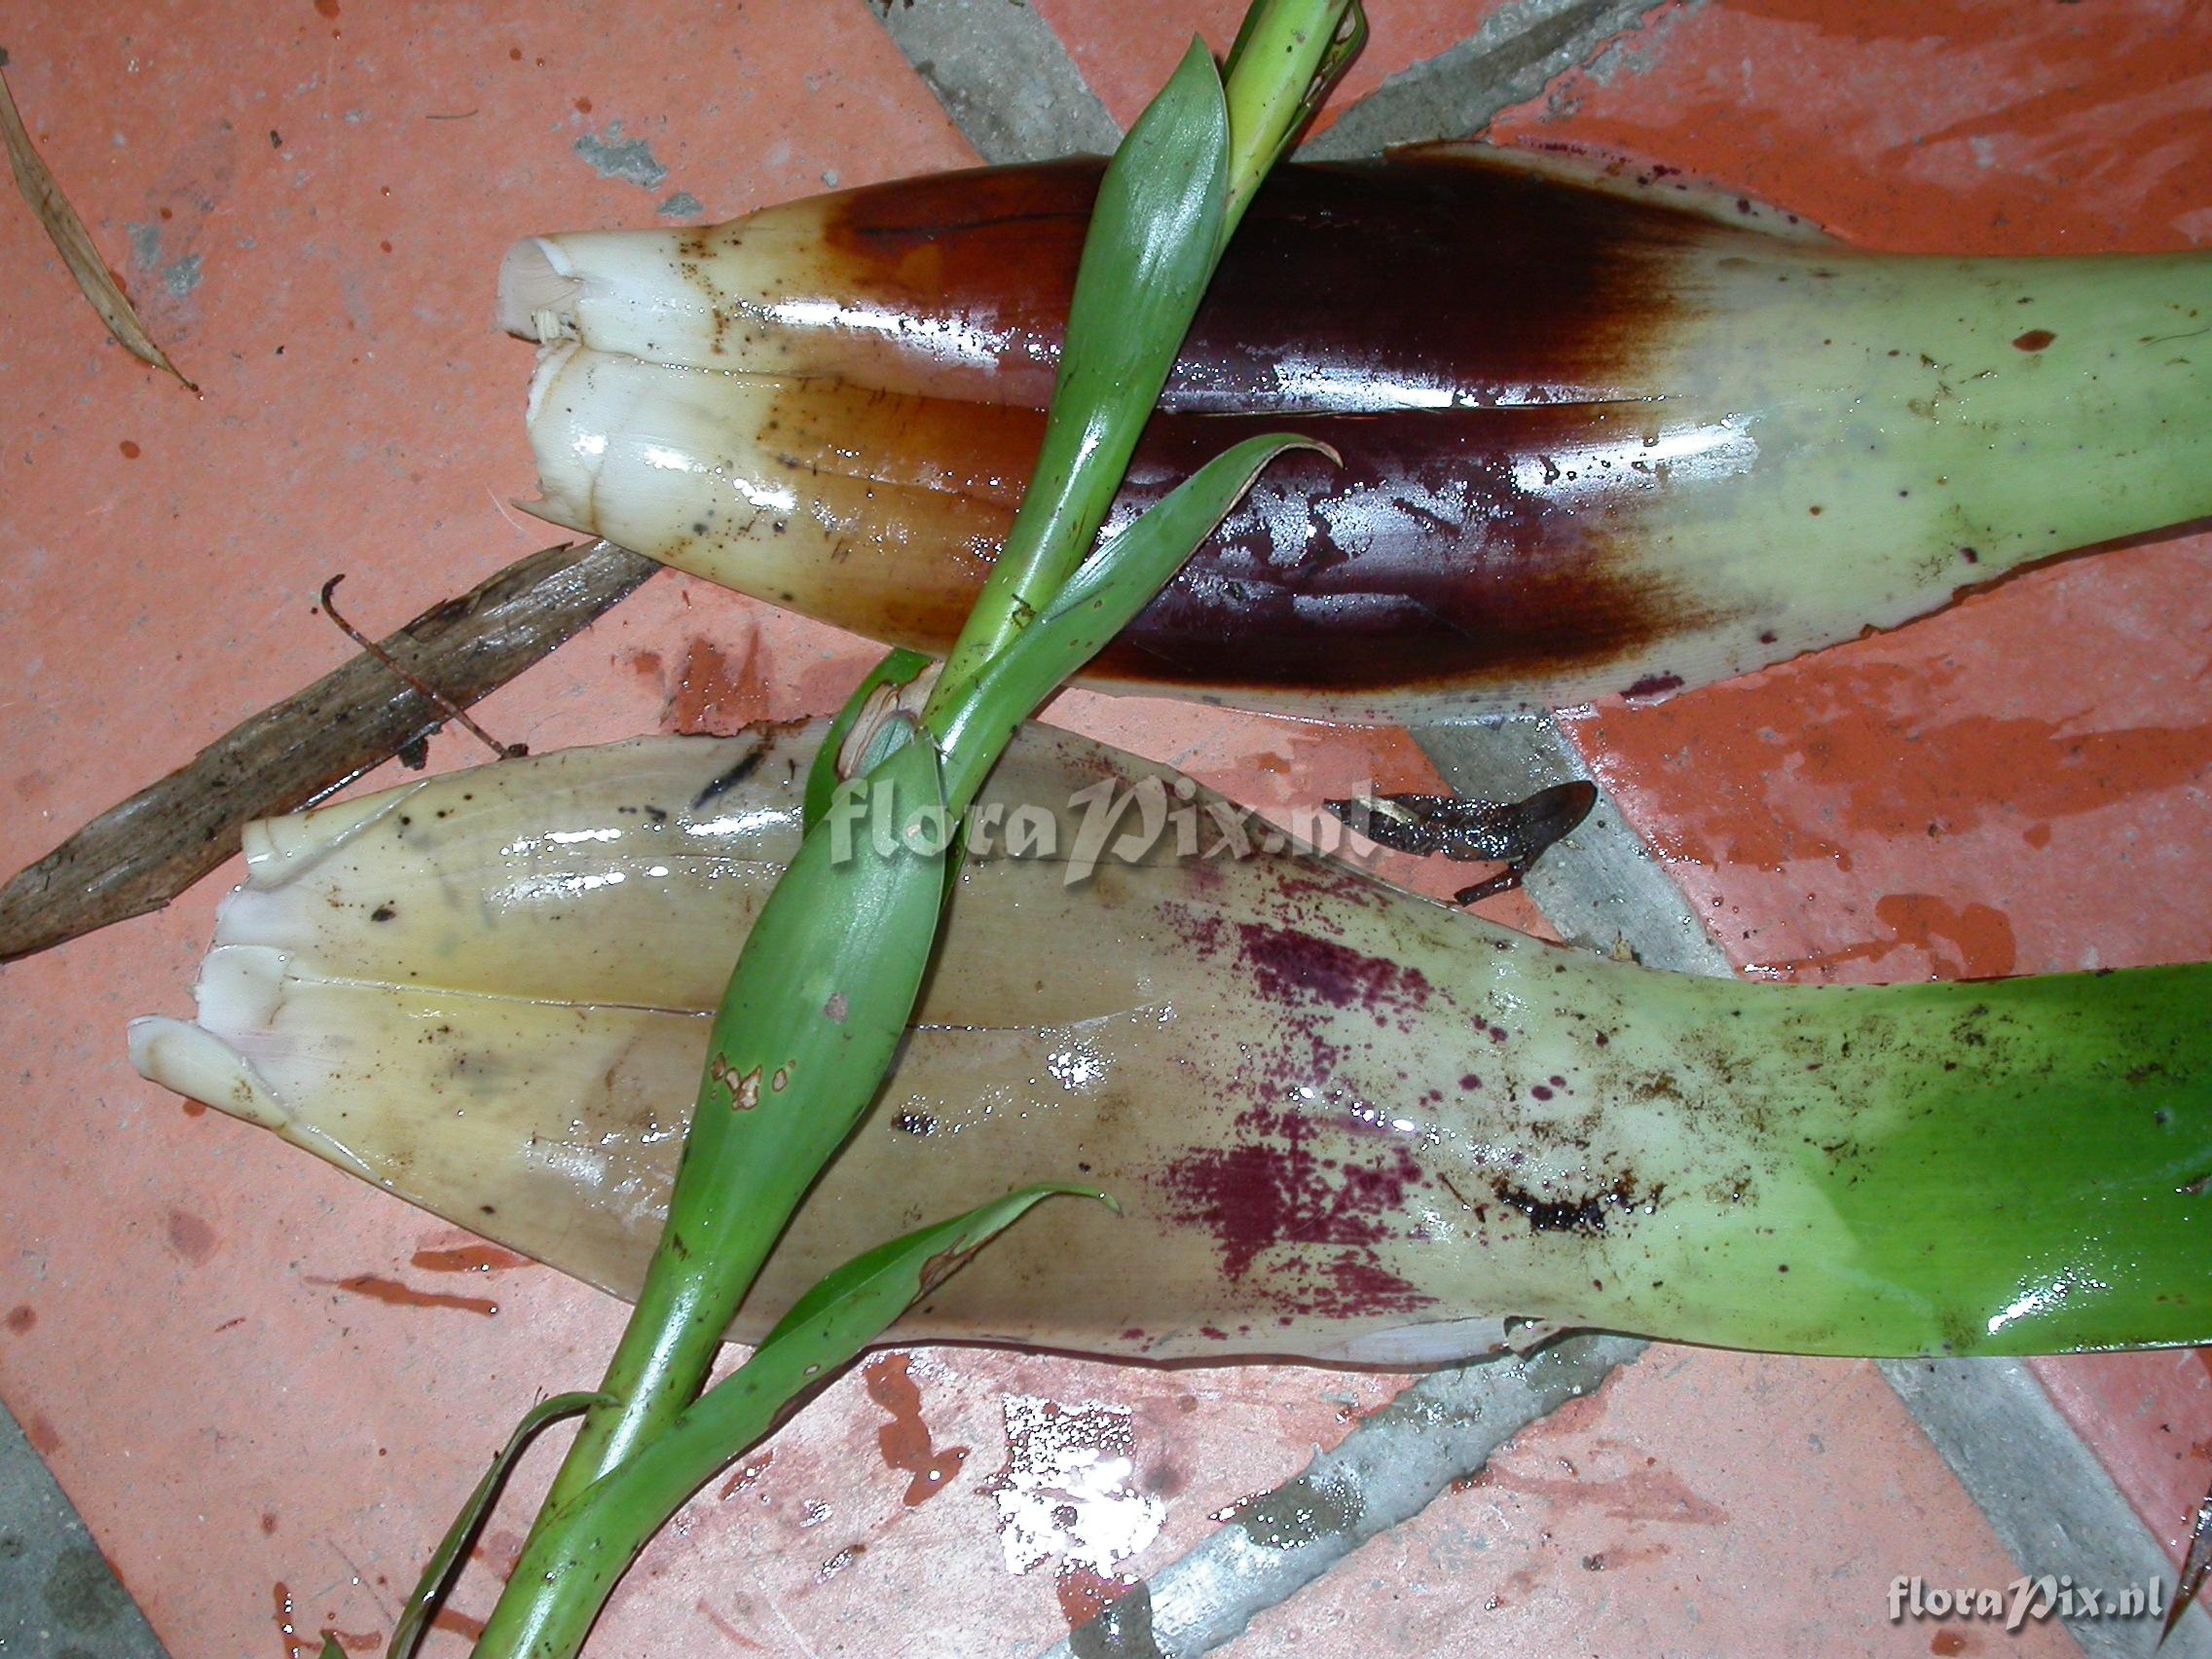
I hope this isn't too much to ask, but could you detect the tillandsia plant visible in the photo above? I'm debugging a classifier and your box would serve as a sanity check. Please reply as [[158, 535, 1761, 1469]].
[[335, 7, 1369, 1655], [133, 719, 2212, 1369], [501, 136, 2212, 721]]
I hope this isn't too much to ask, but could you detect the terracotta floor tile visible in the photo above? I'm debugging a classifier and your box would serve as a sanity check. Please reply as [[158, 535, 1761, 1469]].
[[1, 2, 2203, 1656], [1228, 1350, 2081, 1657]]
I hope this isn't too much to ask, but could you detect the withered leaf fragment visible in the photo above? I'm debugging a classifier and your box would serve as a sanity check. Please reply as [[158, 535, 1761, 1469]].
[[0, 57, 195, 390]]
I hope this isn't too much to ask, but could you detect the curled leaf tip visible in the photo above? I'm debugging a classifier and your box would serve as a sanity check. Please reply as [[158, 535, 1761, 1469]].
[[1016, 1181, 1119, 1214]]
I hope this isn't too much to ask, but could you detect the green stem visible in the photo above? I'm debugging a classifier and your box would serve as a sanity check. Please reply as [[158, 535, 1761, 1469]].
[[526, 1245, 730, 1519], [519, 735, 952, 1532], [1220, 0, 1365, 228], [466, 6, 1364, 1654], [475, 1188, 1093, 1658], [473, 1353, 812, 1658], [927, 0, 1360, 712]]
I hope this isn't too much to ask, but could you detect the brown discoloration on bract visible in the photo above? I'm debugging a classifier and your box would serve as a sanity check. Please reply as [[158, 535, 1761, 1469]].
[[1101, 402, 1730, 699], [813, 152, 1693, 411], [1489, 1173, 1653, 1236], [771, 155, 1729, 698]]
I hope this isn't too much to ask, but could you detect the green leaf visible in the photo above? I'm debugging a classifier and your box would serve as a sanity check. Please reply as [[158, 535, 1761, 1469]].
[[385, 1390, 605, 1659], [481, 8, 1362, 1649], [532, 732, 955, 1523], [936, 432, 1331, 811], [931, 35, 1232, 699], [754, 1182, 1115, 1354], [473, 1187, 1106, 1659], [607, 1183, 1109, 1540], [804, 647, 933, 832]]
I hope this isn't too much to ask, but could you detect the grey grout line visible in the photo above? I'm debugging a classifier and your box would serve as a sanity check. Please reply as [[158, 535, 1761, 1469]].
[[863, 3, 2195, 1654], [1043, 1337, 1648, 1659], [0, 1398, 171, 1659], [1298, 0, 1681, 161], [866, 0, 1122, 165], [1881, 1359, 2212, 1659]]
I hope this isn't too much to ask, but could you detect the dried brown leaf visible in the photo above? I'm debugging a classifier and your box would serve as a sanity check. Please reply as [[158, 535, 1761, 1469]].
[[0, 58, 196, 390]]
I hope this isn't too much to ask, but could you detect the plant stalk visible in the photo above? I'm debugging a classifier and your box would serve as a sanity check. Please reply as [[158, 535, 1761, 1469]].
[[471, 9, 1363, 1655]]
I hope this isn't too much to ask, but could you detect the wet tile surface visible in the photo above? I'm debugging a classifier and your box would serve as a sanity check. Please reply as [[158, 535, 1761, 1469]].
[[0, 2, 2203, 1656]]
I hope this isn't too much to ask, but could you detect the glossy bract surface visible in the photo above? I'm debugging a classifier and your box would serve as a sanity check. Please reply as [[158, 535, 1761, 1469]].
[[507, 148, 2212, 718], [132, 721, 2212, 1361]]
